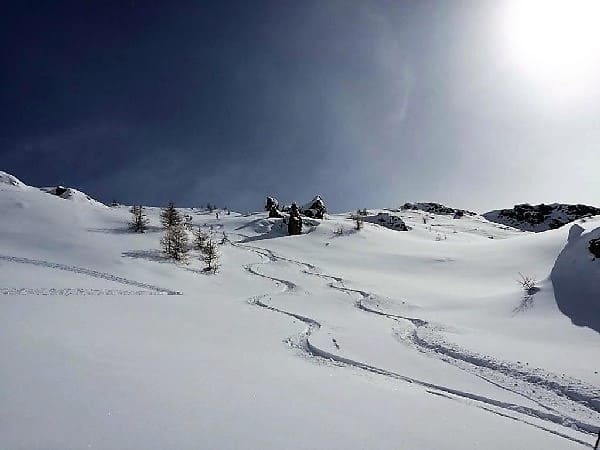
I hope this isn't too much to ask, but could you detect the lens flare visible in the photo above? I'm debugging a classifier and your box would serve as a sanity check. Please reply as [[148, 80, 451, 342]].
[[500, 0, 600, 100]]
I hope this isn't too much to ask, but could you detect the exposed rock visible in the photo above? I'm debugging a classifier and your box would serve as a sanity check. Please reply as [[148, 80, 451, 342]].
[[265, 196, 282, 218], [40, 185, 106, 207], [401, 202, 476, 217], [589, 238, 600, 258], [301, 195, 326, 219], [287, 203, 303, 235], [364, 212, 410, 231], [484, 203, 600, 232]]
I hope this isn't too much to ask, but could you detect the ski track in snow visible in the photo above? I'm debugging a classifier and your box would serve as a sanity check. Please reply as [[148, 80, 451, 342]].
[[232, 236, 599, 447], [1, 287, 163, 296], [0, 255, 180, 295]]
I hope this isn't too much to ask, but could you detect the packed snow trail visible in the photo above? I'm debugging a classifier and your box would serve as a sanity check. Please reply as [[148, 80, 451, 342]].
[[0, 254, 181, 295], [232, 237, 599, 446]]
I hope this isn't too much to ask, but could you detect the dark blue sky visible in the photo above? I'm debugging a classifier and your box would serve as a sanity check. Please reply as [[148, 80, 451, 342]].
[[2, 1, 599, 211]]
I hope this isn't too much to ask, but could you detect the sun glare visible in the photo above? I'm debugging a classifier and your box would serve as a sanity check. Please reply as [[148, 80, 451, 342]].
[[501, 0, 600, 98]]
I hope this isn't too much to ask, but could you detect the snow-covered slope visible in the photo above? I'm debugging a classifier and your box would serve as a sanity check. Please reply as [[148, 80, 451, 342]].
[[1, 173, 599, 449], [484, 203, 600, 232], [0, 170, 27, 187]]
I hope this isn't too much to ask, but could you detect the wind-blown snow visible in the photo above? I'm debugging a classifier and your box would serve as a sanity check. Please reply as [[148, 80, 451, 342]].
[[0, 172, 598, 449]]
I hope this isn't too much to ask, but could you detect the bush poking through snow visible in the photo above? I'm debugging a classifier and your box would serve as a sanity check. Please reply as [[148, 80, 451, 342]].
[[333, 226, 344, 236], [516, 272, 539, 295], [129, 205, 148, 233]]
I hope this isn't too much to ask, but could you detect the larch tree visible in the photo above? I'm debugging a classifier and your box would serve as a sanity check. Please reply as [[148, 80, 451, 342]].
[[129, 205, 149, 233]]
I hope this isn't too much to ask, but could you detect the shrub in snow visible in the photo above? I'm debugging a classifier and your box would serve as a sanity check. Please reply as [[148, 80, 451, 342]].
[[516, 272, 539, 295], [129, 205, 148, 233]]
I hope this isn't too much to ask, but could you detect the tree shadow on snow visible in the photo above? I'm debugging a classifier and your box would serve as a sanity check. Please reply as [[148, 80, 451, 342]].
[[121, 249, 168, 263], [550, 224, 600, 333], [88, 226, 162, 235]]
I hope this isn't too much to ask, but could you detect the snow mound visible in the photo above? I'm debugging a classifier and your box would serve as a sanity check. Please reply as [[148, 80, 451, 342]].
[[484, 203, 600, 232], [364, 212, 410, 231], [40, 186, 106, 207], [551, 224, 600, 333], [0, 171, 26, 188]]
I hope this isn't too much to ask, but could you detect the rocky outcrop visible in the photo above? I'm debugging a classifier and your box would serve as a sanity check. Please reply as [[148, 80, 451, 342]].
[[484, 203, 600, 232], [401, 202, 476, 217], [589, 238, 600, 258], [301, 196, 326, 219], [287, 203, 303, 235], [265, 196, 282, 218], [38, 185, 106, 207], [364, 212, 410, 231]]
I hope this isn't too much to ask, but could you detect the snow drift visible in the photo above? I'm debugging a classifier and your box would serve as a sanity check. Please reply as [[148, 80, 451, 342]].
[[551, 224, 600, 333]]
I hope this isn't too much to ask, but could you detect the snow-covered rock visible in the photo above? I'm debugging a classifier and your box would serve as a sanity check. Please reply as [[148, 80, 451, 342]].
[[551, 224, 600, 333], [0, 171, 26, 188], [301, 195, 326, 219], [401, 202, 476, 217], [363, 212, 410, 231], [40, 185, 106, 207], [484, 203, 600, 232]]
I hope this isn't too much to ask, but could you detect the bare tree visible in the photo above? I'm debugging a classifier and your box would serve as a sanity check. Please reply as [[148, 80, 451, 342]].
[[203, 239, 220, 273], [129, 205, 148, 233]]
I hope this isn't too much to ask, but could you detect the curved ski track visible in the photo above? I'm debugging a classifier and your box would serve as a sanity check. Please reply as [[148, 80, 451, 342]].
[[232, 237, 599, 447], [0, 254, 180, 295]]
